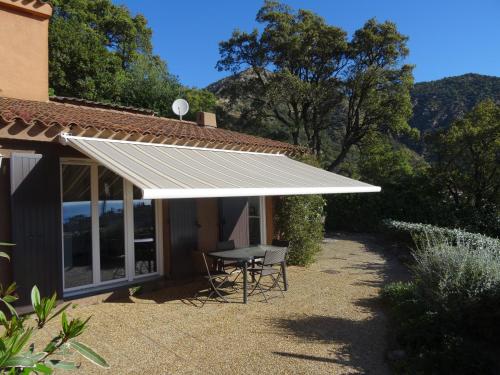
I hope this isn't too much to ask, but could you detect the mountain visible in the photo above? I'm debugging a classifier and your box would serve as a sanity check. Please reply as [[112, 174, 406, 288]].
[[410, 73, 500, 133], [207, 72, 500, 150]]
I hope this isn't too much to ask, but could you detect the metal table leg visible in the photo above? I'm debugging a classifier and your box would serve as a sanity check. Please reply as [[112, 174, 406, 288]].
[[281, 261, 288, 291], [251, 259, 256, 282], [243, 261, 248, 304]]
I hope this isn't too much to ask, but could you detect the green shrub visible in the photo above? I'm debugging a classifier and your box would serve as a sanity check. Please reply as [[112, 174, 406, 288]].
[[382, 224, 500, 374], [384, 219, 500, 253], [275, 194, 325, 266]]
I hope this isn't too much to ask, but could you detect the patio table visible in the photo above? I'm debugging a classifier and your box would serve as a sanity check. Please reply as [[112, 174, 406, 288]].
[[209, 245, 288, 304]]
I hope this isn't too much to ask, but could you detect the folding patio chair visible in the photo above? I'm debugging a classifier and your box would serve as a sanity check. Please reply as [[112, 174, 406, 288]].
[[247, 248, 287, 302], [216, 240, 237, 271], [196, 252, 232, 303], [216, 240, 244, 287]]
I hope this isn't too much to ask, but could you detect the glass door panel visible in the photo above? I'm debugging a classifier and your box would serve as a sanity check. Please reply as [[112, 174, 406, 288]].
[[133, 186, 157, 276], [98, 167, 125, 282], [62, 164, 93, 288]]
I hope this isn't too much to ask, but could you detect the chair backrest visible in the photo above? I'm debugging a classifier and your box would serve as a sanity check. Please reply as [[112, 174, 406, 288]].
[[216, 240, 235, 251], [201, 252, 213, 277], [263, 248, 287, 266], [272, 239, 289, 248]]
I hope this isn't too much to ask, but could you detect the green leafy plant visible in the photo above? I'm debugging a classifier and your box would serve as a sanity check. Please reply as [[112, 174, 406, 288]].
[[274, 156, 326, 266], [0, 243, 109, 374], [382, 223, 500, 374], [384, 220, 500, 253], [275, 194, 325, 266], [31, 287, 71, 329]]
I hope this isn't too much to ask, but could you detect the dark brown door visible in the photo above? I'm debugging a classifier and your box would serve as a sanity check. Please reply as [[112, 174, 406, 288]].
[[169, 199, 198, 278], [10, 153, 62, 304], [219, 197, 249, 248]]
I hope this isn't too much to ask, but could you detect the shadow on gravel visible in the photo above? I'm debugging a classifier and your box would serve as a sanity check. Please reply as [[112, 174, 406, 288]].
[[269, 232, 411, 374], [271, 314, 387, 373]]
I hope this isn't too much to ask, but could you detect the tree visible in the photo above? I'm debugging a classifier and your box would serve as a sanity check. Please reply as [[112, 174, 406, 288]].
[[216, 1, 416, 170], [217, 0, 347, 154], [328, 19, 416, 171], [118, 54, 181, 115], [49, 0, 216, 117], [182, 88, 218, 121], [429, 100, 500, 235], [49, 0, 154, 100]]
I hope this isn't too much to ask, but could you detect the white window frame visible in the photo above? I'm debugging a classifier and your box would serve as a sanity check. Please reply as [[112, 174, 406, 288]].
[[259, 196, 267, 245], [60, 158, 163, 295]]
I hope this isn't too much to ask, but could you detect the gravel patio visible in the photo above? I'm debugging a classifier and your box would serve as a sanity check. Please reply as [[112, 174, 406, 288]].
[[35, 233, 408, 374]]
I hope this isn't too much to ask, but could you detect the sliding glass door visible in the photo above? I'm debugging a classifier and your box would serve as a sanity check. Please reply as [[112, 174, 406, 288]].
[[61, 161, 161, 293], [98, 167, 126, 282], [132, 186, 157, 276], [62, 164, 93, 289]]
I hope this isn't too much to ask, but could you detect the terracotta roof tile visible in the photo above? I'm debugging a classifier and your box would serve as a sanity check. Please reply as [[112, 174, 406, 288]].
[[0, 97, 303, 154]]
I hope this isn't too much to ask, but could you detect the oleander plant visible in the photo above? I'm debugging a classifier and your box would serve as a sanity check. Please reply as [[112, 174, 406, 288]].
[[0, 243, 109, 374]]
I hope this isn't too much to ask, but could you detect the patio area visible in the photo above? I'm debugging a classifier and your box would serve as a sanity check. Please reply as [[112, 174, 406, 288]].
[[34, 233, 408, 374]]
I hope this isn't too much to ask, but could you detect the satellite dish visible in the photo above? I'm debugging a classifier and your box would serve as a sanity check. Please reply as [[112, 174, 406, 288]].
[[172, 98, 189, 120]]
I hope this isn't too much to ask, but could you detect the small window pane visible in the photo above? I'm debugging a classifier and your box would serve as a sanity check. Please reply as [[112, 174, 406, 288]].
[[133, 186, 156, 275], [248, 197, 260, 217], [249, 197, 261, 245], [249, 217, 261, 245], [62, 165, 93, 288], [98, 167, 125, 282]]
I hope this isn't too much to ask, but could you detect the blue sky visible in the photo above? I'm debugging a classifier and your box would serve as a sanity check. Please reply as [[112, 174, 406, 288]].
[[114, 0, 499, 88]]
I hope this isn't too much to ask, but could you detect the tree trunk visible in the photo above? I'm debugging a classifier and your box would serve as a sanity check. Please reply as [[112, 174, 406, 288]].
[[327, 144, 351, 172]]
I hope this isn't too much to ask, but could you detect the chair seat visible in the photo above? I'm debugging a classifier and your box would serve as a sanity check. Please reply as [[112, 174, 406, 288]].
[[247, 266, 280, 276], [204, 271, 230, 280], [221, 260, 240, 267]]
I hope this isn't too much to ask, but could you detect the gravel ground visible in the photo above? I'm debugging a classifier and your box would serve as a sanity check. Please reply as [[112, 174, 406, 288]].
[[32, 233, 408, 374]]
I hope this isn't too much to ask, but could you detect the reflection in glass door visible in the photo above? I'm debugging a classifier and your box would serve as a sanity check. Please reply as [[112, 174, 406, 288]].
[[133, 186, 157, 276], [62, 162, 161, 293], [62, 164, 93, 289], [248, 196, 261, 245], [98, 167, 125, 282]]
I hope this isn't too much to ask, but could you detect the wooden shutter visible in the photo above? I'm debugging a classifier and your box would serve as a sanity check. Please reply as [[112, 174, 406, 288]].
[[10, 153, 62, 304], [219, 197, 249, 248]]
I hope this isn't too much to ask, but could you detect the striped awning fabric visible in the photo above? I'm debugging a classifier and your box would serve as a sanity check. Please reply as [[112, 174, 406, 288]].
[[61, 135, 381, 199]]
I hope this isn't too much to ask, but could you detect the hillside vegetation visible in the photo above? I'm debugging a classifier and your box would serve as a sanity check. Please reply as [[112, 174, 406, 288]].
[[410, 73, 500, 133], [209, 72, 500, 140]]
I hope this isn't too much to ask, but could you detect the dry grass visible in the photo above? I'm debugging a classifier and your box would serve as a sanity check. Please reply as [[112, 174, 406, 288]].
[[33, 233, 408, 374]]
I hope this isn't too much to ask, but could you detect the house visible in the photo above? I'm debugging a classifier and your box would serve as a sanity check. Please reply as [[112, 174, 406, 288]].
[[0, 0, 380, 304]]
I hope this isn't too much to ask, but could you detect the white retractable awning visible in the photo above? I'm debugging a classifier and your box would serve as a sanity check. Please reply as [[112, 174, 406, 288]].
[[61, 135, 380, 199]]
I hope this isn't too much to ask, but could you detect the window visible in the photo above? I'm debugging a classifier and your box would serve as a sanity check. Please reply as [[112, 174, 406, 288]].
[[133, 186, 157, 275], [98, 167, 125, 282], [248, 196, 262, 245], [61, 161, 161, 292], [62, 164, 92, 289]]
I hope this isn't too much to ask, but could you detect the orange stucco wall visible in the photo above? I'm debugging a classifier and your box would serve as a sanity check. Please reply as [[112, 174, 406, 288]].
[[0, 0, 52, 101], [197, 198, 219, 252]]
